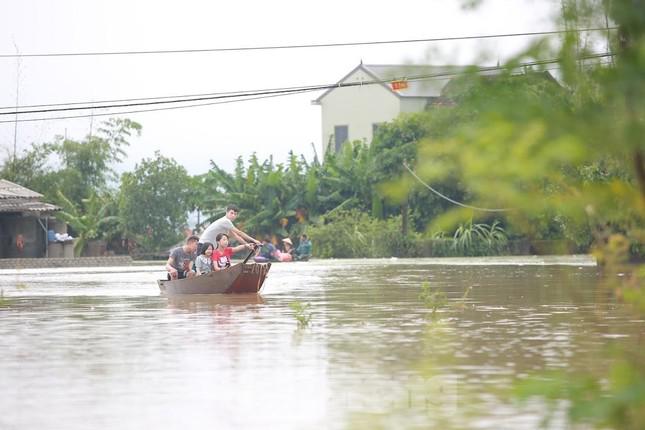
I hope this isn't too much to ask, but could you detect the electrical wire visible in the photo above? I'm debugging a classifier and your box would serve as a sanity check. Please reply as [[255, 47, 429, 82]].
[[0, 89, 317, 124], [0, 51, 615, 123], [0, 52, 614, 115], [0, 27, 617, 59], [403, 163, 513, 212], [0, 83, 325, 110], [0, 85, 331, 115]]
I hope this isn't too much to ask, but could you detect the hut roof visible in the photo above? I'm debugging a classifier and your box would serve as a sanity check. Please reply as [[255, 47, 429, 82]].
[[0, 179, 60, 213]]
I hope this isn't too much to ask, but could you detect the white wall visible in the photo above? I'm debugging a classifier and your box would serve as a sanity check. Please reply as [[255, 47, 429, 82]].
[[319, 68, 400, 155], [400, 97, 429, 113]]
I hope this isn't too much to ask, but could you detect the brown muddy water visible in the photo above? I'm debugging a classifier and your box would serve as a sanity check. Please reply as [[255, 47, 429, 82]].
[[0, 256, 642, 429]]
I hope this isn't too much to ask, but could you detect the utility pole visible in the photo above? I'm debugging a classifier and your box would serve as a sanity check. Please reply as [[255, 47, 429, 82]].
[[88, 107, 94, 141], [604, 1, 615, 66], [616, 6, 645, 201], [12, 41, 21, 171], [310, 142, 319, 165]]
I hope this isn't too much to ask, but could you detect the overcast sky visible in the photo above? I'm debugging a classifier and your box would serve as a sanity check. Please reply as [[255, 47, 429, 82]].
[[0, 0, 561, 175]]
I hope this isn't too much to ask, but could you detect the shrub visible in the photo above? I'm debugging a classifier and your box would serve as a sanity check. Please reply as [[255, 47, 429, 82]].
[[307, 210, 422, 258]]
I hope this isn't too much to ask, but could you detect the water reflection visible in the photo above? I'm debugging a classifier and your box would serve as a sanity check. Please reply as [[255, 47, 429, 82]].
[[167, 293, 265, 311], [0, 257, 641, 429]]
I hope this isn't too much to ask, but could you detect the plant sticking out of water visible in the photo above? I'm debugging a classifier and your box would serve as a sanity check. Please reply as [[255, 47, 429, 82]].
[[418, 282, 447, 315], [289, 301, 313, 328], [0, 289, 10, 307], [453, 286, 473, 311]]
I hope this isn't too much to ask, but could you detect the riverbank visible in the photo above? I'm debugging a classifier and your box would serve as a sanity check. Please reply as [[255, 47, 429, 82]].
[[0, 256, 134, 270], [0, 254, 597, 273]]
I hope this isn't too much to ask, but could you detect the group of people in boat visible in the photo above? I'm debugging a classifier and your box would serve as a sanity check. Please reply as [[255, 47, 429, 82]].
[[254, 234, 311, 262], [165, 204, 312, 280]]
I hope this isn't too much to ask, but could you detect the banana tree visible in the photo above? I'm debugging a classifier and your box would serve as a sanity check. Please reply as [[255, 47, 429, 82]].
[[55, 191, 119, 256], [200, 153, 309, 237]]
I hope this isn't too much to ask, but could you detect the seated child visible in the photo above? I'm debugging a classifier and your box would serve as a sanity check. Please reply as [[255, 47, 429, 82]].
[[212, 233, 254, 271], [195, 242, 215, 274]]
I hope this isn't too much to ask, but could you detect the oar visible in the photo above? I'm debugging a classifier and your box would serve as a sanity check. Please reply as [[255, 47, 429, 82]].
[[242, 243, 259, 264]]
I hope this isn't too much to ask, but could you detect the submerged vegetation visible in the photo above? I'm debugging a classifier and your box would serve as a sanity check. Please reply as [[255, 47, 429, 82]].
[[418, 282, 447, 316], [0, 288, 16, 307], [289, 301, 313, 328]]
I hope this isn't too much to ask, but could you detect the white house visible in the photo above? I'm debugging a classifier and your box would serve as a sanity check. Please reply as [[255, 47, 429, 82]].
[[312, 63, 468, 155]]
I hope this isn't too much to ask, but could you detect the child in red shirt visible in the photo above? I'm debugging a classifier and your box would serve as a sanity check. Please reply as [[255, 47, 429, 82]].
[[212, 233, 254, 270]]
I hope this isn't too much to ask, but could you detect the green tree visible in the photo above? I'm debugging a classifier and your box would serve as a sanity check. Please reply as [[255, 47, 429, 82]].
[[0, 118, 141, 208], [0, 142, 55, 194], [52, 118, 141, 205], [119, 151, 192, 251], [371, 113, 463, 234]]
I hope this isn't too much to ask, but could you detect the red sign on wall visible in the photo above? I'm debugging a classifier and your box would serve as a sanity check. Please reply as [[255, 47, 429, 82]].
[[391, 80, 409, 91]]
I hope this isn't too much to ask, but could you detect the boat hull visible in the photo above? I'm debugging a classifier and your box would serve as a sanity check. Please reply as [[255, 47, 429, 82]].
[[158, 262, 271, 295]]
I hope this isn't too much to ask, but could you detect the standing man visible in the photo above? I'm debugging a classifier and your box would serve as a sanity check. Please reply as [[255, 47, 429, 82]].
[[166, 235, 199, 280], [199, 204, 260, 251]]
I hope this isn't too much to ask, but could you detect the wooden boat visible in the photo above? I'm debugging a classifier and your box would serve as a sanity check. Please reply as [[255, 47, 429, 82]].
[[158, 262, 271, 295]]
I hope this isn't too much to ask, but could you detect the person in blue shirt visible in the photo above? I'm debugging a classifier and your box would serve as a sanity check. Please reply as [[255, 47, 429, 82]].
[[255, 236, 277, 262], [295, 234, 312, 261]]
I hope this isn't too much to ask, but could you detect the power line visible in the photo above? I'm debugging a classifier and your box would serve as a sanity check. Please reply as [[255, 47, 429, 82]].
[[0, 84, 320, 110], [0, 52, 615, 124], [0, 52, 614, 123], [0, 85, 331, 116], [0, 28, 617, 59], [0, 90, 318, 124], [0, 51, 613, 114], [403, 163, 513, 212]]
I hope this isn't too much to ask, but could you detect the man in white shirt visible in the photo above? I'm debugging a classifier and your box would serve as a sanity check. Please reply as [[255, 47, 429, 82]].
[[199, 204, 260, 250]]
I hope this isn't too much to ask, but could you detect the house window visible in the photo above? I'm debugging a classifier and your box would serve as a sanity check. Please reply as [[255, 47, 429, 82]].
[[372, 123, 383, 140], [334, 125, 348, 152]]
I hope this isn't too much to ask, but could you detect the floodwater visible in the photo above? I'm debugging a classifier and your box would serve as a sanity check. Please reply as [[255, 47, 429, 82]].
[[0, 256, 642, 429]]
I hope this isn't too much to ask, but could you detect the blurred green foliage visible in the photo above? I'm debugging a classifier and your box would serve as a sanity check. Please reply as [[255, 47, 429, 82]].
[[414, 2, 645, 268], [431, 0, 645, 428]]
